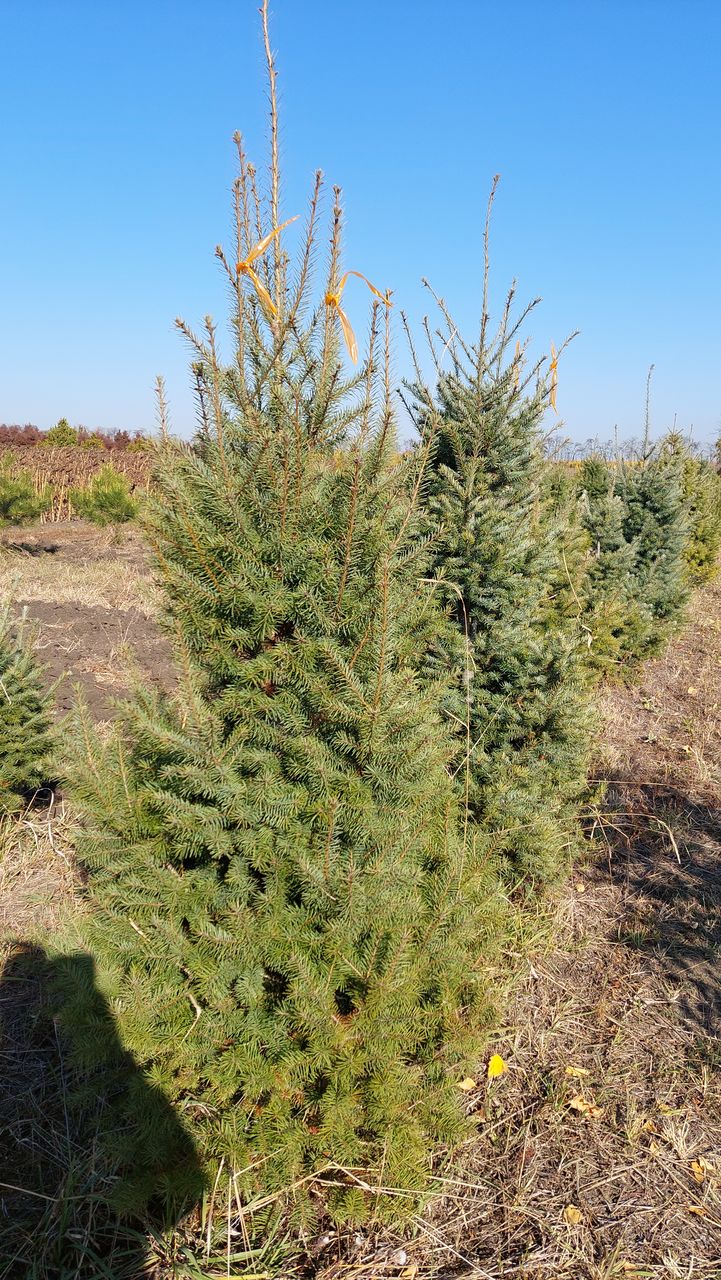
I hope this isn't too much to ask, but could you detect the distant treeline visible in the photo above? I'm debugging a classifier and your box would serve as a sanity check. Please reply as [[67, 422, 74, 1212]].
[[0, 419, 151, 450]]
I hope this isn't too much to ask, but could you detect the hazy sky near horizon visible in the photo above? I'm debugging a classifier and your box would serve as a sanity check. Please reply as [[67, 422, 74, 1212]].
[[2, 0, 720, 445]]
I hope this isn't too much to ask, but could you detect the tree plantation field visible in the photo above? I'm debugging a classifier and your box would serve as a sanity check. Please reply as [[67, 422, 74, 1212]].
[[2, 7, 721, 1276], [1, 522, 720, 1275]]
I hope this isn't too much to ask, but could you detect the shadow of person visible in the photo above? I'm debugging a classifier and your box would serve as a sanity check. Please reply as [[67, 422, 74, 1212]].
[[0, 942, 205, 1278]]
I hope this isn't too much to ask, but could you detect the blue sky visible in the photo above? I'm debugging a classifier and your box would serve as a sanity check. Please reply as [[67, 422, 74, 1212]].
[[2, 0, 720, 445]]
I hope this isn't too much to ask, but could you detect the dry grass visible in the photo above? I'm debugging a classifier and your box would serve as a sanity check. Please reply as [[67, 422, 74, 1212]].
[[0, 800, 77, 943], [0, 522, 170, 719], [0, 525, 158, 616]]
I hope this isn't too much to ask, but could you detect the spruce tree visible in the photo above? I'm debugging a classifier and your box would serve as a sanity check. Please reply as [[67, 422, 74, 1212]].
[[578, 421, 692, 672], [664, 434, 721, 585], [616, 443, 689, 658], [407, 191, 592, 884], [578, 455, 654, 670], [60, 25, 508, 1226], [0, 604, 54, 813]]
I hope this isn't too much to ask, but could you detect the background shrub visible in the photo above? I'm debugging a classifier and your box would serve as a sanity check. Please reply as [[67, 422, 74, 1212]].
[[70, 464, 138, 525], [0, 457, 50, 526], [578, 441, 690, 672], [43, 418, 78, 447]]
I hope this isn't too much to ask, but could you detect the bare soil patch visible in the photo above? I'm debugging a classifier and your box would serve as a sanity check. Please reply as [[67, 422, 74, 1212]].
[[1, 520, 171, 718]]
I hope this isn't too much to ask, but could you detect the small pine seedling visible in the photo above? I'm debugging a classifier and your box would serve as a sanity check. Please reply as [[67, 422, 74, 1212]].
[[0, 604, 54, 814], [70, 465, 138, 526], [0, 459, 51, 527]]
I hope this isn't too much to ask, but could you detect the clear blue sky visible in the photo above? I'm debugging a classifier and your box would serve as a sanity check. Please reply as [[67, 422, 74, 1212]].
[[2, 1, 720, 445]]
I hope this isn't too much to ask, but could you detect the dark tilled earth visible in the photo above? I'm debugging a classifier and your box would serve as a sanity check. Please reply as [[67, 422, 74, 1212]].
[[20, 597, 172, 718], [3, 521, 172, 719]]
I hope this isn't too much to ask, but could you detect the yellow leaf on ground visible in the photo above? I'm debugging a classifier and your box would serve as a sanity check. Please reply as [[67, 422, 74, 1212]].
[[457, 1076, 477, 1091], [687, 1204, 707, 1217], [657, 1102, 676, 1114], [487, 1054, 508, 1080], [563, 1203, 582, 1224], [691, 1158, 709, 1183], [569, 1094, 604, 1119], [565, 1065, 590, 1078], [649, 1141, 661, 1156]]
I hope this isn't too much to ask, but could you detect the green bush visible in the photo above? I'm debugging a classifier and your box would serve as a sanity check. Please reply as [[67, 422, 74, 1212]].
[[43, 418, 78, 446], [0, 458, 50, 526], [59, 162, 509, 1227], [70, 465, 138, 525], [0, 605, 54, 814]]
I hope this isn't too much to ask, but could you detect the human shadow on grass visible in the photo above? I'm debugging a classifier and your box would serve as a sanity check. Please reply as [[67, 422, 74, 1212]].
[[0, 943, 205, 1280], [587, 781, 721, 1045]]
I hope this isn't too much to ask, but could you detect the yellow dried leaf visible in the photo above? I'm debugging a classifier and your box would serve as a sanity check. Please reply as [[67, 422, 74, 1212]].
[[687, 1204, 707, 1217], [691, 1158, 707, 1183], [401, 1269, 419, 1280], [575, 882, 586, 894], [657, 1102, 675, 1114], [649, 1141, 661, 1156], [565, 1065, 590, 1078], [569, 1094, 604, 1119], [642, 1119, 658, 1133], [487, 1053, 508, 1080], [563, 1203, 582, 1225], [457, 1076, 477, 1092]]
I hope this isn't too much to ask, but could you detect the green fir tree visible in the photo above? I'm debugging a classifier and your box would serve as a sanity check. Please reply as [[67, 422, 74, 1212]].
[[43, 417, 78, 446], [59, 42, 509, 1228], [662, 434, 721, 585], [616, 449, 689, 659], [408, 186, 592, 884]]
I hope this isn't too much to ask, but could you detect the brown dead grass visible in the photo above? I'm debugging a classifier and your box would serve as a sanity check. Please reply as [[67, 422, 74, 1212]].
[[0, 521, 158, 615], [0, 800, 77, 943]]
